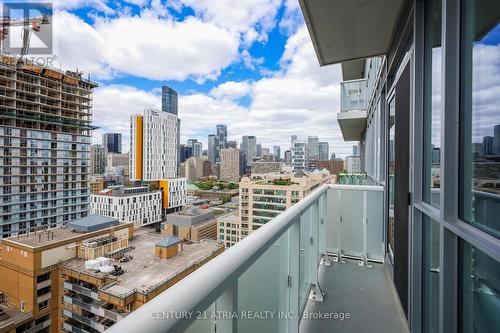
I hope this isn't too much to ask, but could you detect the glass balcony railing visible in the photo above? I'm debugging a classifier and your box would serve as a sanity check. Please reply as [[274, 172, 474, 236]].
[[107, 184, 394, 333], [340, 79, 367, 112]]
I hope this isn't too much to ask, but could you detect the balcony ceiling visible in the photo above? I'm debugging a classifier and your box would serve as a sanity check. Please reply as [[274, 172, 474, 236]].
[[299, 0, 405, 66], [337, 111, 367, 141], [341, 60, 366, 81]]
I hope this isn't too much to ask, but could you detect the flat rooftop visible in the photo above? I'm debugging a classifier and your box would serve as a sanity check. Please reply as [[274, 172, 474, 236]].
[[4, 222, 130, 248], [0, 304, 32, 331], [64, 229, 223, 295]]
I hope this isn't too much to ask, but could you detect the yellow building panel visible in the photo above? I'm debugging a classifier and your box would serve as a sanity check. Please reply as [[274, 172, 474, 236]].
[[159, 180, 169, 208], [135, 116, 143, 180]]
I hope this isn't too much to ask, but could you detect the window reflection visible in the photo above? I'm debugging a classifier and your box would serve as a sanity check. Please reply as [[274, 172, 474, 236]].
[[424, 0, 442, 208], [460, 241, 500, 332], [461, 0, 500, 238]]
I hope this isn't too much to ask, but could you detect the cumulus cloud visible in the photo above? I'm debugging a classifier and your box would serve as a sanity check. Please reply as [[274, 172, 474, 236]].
[[51, 10, 239, 81], [179, 0, 282, 45], [92, 25, 354, 157], [209, 81, 252, 100]]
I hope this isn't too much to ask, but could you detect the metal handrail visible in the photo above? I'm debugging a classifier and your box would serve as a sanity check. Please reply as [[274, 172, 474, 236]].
[[107, 183, 330, 333]]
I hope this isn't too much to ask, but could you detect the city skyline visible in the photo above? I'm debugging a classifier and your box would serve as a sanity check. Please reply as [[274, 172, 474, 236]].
[[36, 1, 355, 157]]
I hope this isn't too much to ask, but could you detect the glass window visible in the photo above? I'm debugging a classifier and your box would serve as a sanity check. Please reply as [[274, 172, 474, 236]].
[[460, 240, 500, 332], [423, 0, 442, 208], [388, 96, 395, 257], [422, 216, 440, 333], [460, 0, 500, 238]]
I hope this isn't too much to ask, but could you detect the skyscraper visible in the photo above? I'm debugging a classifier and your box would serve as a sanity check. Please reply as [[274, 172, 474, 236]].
[[130, 108, 178, 181], [161, 86, 178, 115], [162, 86, 180, 169], [483, 136, 494, 156], [307, 136, 320, 160], [219, 148, 240, 183], [227, 140, 238, 148], [256, 143, 262, 157], [102, 133, 122, 153], [216, 124, 227, 150], [0, 55, 97, 237], [291, 135, 298, 150], [208, 134, 219, 165], [273, 145, 281, 160], [193, 142, 203, 157], [180, 144, 193, 162], [241, 136, 257, 171], [494, 124, 500, 155], [90, 144, 106, 175], [319, 141, 329, 161]]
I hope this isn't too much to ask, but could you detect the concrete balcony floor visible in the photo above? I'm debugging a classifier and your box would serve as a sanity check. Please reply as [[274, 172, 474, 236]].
[[300, 258, 409, 333]]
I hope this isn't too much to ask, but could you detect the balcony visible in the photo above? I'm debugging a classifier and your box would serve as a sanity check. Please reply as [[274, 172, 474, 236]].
[[107, 184, 407, 333], [338, 79, 367, 141]]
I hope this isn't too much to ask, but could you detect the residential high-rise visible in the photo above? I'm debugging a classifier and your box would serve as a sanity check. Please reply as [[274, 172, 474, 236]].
[[102, 132, 122, 153], [239, 171, 331, 236], [330, 152, 336, 160], [90, 144, 106, 175], [319, 141, 330, 161], [0, 55, 97, 237], [346, 155, 362, 173], [208, 134, 219, 165], [284, 150, 292, 163], [184, 156, 209, 182], [161, 86, 180, 168], [219, 148, 240, 183], [130, 108, 178, 181], [240, 136, 257, 171], [292, 140, 308, 172], [273, 145, 281, 160], [307, 136, 319, 160], [161, 85, 178, 115], [216, 124, 227, 150]]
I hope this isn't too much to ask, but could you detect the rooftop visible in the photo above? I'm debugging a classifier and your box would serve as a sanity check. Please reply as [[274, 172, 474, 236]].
[[3, 219, 130, 249], [68, 214, 119, 233], [64, 229, 223, 295], [0, 304, 32, 332], [156, 236, 182, 248]]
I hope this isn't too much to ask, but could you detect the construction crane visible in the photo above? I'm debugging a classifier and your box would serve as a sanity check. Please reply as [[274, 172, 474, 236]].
[[0, 14, 49, 65]]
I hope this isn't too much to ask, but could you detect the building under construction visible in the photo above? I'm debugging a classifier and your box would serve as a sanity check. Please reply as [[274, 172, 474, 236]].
[[0, 54, 98, 237]]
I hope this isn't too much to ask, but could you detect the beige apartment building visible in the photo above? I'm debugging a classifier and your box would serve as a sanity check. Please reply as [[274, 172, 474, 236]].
[[219, 148, 240, 183], [238, 170, 331, 238], [0, 214, 223, 333], [106, 153, 129, 177]]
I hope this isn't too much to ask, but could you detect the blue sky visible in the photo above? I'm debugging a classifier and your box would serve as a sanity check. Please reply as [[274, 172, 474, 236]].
[[6, 0, 356, 157]]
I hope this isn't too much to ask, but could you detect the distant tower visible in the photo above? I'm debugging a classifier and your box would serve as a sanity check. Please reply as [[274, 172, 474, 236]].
[[493, 124, 500, 155], [216, 124, 228, 151], [102, 133, 122, 153], [161, 86, 178, 115]]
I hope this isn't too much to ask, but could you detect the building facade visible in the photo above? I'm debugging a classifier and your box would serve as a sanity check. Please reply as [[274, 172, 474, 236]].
[[239, 171, 331, 237], [207, 134, 219, 165], [130, 108, 178, 181], [307, 136, 319, 160], [318, 141, 329, 161], [90, 186, 162, 227], [106, 152, 129, 177], [219, 148, 240, 183], [345, 155, 362, 174], [216, 124, 227, 151], [217, 211, 241, 248], [0, 55, 97, 238], [291, 141, 308, 172], [90, 144, 106, 175], [300, 0, 500, 330], [273, 145, 281, 160], [102, 133, 122, 154], [240, 136, 257, 171]]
